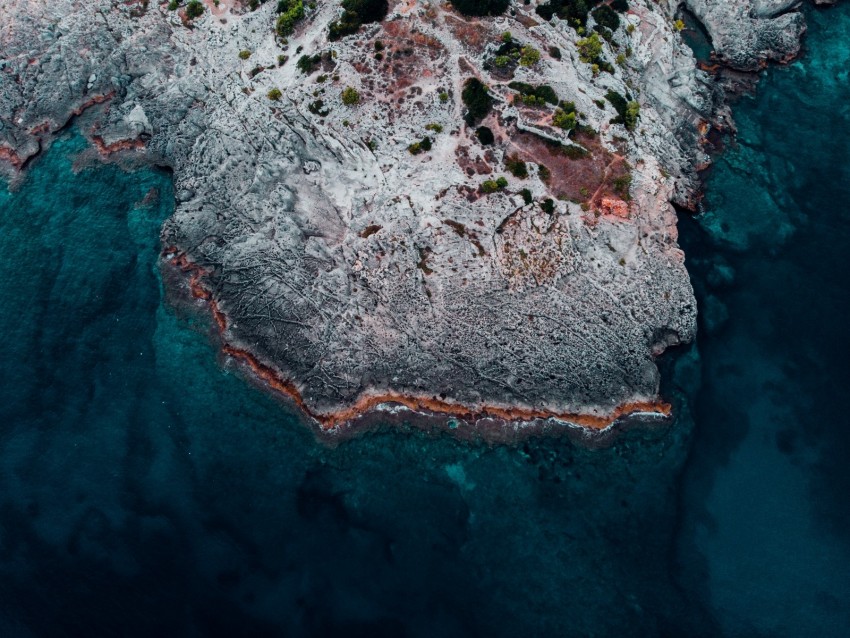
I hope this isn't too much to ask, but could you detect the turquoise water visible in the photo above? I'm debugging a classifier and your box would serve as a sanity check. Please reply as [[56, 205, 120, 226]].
[[1, 4, 849, 635]]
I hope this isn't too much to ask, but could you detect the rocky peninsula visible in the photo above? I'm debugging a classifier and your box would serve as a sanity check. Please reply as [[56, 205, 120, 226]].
[[0, 0, 814, 436]]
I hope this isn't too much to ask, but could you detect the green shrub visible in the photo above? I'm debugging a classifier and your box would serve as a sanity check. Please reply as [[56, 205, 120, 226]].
[[508, 82, 558, 105], [521, 188, 533, 205], [606, 90, 640, 129], [439, 91, 449, 103], [408, 136, 433, 154], [267, 88, 282, 101], [495, 176, 508, 188], [540, 198, 555, 214], [425, 123, 443, 133], [238, 50, 252, 60], [296, 53, 320, 73], [276, 0, 304, 37], [553, 108, 577, 130], [341, 86, 360, 105], [577, 32, 603, 64], [168, 0, 178, 10], [481, 179, 500, 193], [462, 78, 492, 125], [186, 0, 204, 18], [494, 55, 511, 67], [519, 46, 541, 67]]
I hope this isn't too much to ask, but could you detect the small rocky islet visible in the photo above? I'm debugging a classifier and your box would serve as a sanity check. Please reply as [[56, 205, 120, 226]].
[[0, 0, 823, 435]]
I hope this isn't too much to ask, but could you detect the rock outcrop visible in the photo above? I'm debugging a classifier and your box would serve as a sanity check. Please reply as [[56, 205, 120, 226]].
[[0, 0, 813, 435]]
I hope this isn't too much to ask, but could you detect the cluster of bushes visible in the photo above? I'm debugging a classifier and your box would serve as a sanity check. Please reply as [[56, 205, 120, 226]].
[[408, 137, 433, 155], [591, 5, 620, 31], [481, 176, 509, 193], [505, 155, 528, 178], [296, 53, 321, 73], [276, 0, 304, 37], [451, 0, 509, 17], [535, 0, 628, 30], [168, 0, 205, 17], [553, 102, 578, 130], [508, 82, 559, 106], [462, 78, 492, 126], [329, 0, 388, 40], [605, 90, 640, 130]]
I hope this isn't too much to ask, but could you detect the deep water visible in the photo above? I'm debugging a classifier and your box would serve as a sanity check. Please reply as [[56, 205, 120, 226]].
[[0, 5, 848, 637]]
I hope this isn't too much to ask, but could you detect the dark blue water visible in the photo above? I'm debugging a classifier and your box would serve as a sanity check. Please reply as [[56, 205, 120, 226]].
[[1, 5, 848, 636]]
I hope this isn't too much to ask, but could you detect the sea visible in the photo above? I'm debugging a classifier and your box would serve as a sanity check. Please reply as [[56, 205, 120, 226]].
[[1, 4, 848, 636]]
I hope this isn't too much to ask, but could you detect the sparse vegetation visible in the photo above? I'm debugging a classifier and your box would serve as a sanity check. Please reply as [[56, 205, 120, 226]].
[[613, 173, 632, 200], [267, 88, 282, 101], [673, 19, 685, 32], [425, 123, 443, 133]]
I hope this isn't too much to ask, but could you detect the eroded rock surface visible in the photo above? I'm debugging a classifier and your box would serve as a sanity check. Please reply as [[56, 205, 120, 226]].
[[0, 0, 811, 433]]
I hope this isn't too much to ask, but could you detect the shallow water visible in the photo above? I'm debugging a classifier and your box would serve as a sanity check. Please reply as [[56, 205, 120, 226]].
[[1, 4, 849, 636]]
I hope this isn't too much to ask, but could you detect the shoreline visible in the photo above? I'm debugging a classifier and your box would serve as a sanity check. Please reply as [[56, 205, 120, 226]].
[[164, 245, 673, 439]]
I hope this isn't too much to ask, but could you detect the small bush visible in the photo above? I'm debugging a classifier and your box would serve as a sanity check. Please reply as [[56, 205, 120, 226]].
[[521, 188, 533, 205], [495, 176, 508, 188], [267, 88, 282, 101], [549, 46, 561, 60], [540, 198, 555, 214], [439, 91, 449, 103], [425, 123, 443, 133], [341, 86, 360, 105], [238, 50, 252, 60]]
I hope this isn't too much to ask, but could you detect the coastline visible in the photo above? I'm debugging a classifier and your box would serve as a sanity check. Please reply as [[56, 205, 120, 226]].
[[164, 243, 672, 440]]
